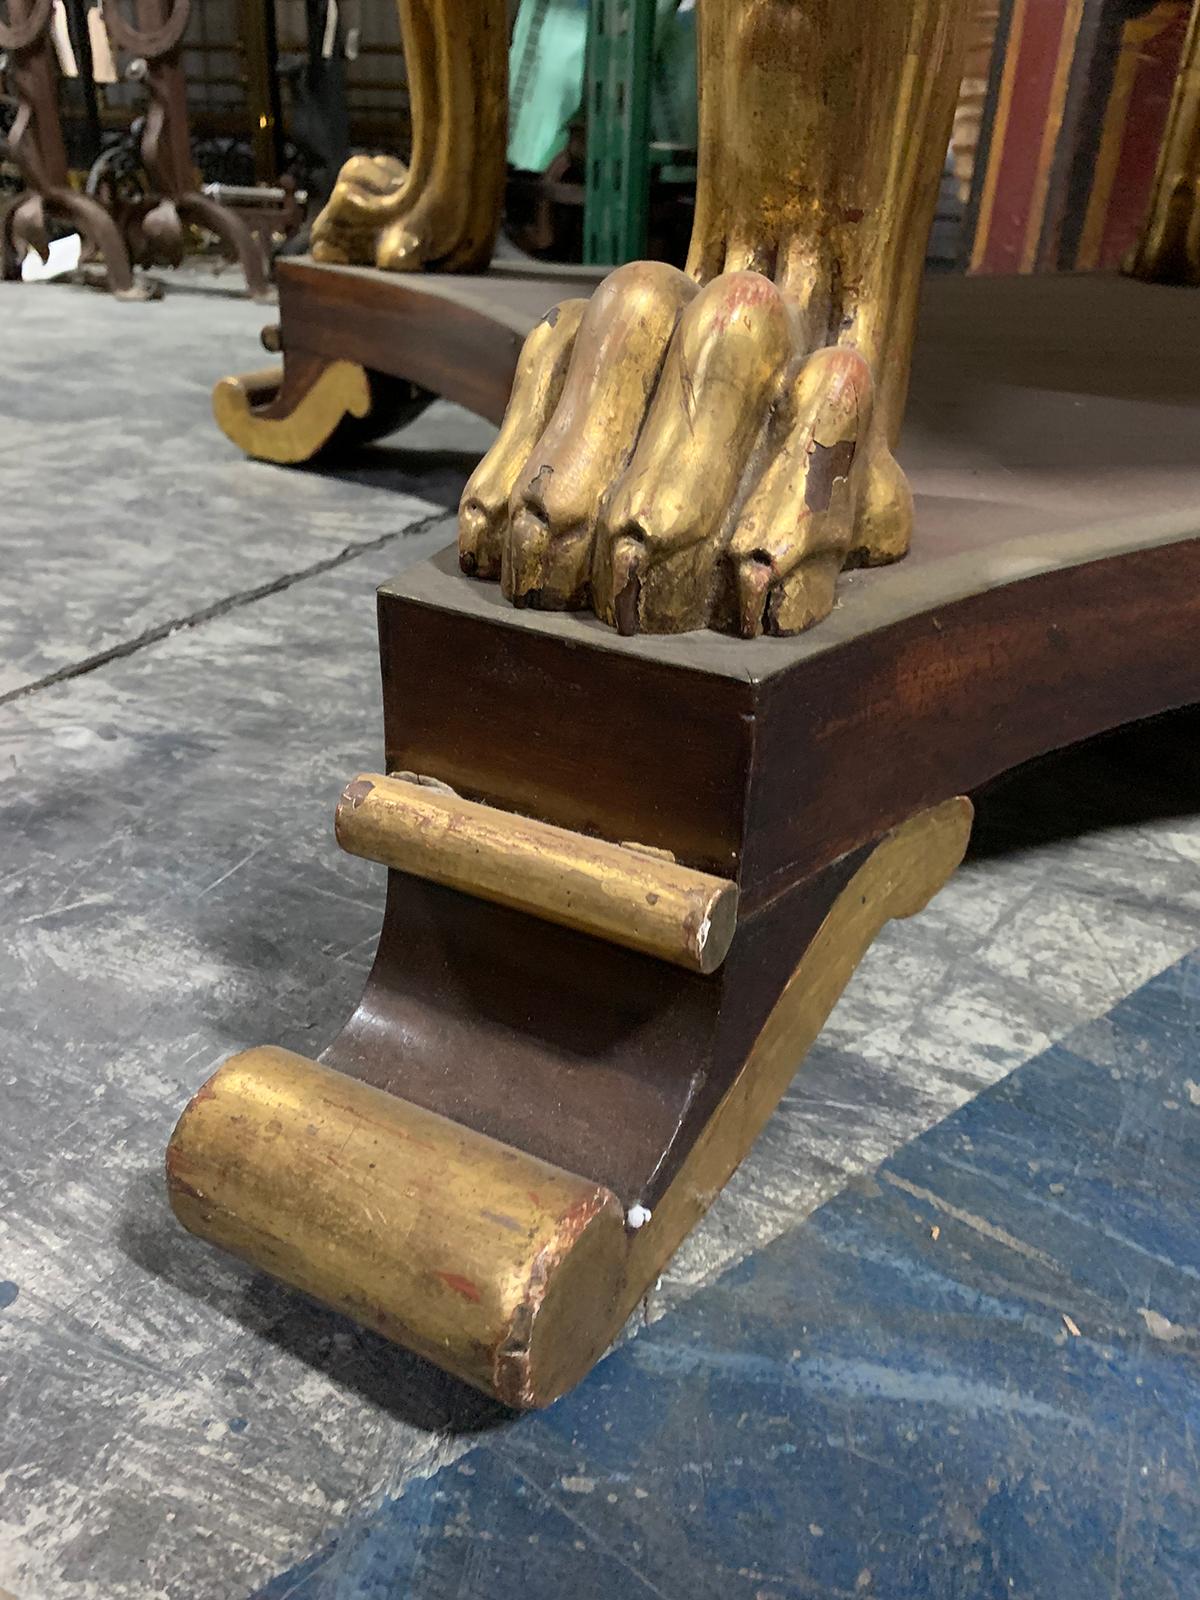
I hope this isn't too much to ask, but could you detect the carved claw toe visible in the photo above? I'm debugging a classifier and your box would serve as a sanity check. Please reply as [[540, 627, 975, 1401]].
[[726, 346, 874, 636], [458, 299, 588, 582], [375, 220, 425, 272], [730, 554, 775, 639], [457, 502, 492, 578], [503, 504, 553, 607], [606, 535, 645, 637], [310, 235, 351, 266]]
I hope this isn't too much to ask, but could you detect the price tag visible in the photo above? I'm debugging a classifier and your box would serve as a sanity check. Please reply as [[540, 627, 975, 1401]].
[[88, 3, 118, 84], [50, 0, 79, 78], [321, 0, 339, 60]]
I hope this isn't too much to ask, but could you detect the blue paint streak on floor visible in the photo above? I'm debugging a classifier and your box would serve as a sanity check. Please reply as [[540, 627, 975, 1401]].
[[257, 953, 1200, 1600]]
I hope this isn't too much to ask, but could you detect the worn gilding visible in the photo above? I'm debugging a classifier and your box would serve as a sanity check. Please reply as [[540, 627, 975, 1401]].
[[1125, 0, 1200, 285], [617, 797, 973, 1309], [167, 1047, 627, 1408], [168, 800, 970, 1407], [459, 0, 970, 637], [211, 361, 371, 464], [334, 771, 739, 974], [310, 0, 507, 273]]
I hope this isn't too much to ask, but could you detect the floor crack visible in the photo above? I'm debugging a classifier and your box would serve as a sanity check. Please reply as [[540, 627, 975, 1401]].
[[0, 508, 450, 709]]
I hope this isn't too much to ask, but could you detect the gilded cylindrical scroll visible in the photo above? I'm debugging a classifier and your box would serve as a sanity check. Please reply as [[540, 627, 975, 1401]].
[[335, 773, 739, 973], [166, 1047, 627, 1408]]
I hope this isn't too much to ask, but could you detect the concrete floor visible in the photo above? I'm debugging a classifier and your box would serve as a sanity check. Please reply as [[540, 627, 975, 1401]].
[[1, 274, 1198, 1600]]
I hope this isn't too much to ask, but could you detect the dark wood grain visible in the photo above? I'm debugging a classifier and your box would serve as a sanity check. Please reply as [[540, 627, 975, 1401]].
[[745, 540, 1200, 901], [377, 531, 1200, 914], [378, 592, 755, 879], [277, 259, 538, 425], [323, 849, 867, 1206]]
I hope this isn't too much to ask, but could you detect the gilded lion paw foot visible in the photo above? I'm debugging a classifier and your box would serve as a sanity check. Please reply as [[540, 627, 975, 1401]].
[[310, 155, 425, 270], [458, 263, 912, 638], [310, 150, 495, 273]]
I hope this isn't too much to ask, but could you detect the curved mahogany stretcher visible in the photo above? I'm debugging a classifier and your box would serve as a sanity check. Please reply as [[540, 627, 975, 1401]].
[[176, 267, 1200, 1408]]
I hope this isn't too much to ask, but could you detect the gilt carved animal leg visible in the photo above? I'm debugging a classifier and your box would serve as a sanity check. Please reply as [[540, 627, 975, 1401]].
[[1125, 0, 1200, 286], [459, 0, 970, 637], [310, 0, 507, 272]]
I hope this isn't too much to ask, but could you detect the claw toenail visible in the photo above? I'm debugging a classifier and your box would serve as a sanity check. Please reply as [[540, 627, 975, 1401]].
[[614, 576, 641, 636], [609, 538, 644, 636], [734, 555, 774, 640], [507, 504, 552, 602]]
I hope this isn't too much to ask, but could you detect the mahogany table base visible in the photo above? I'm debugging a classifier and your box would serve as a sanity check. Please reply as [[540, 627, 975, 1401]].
[[180, 265, 1200, 1407]]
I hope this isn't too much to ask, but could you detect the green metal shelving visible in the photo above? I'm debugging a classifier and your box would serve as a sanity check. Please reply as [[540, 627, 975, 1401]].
[[583, 0, 657, 265]]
